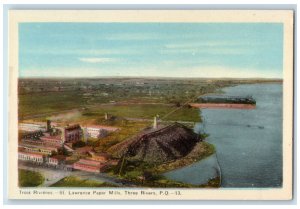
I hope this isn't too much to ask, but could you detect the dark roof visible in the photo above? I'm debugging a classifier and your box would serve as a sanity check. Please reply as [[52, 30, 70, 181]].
[[65, 124, 81, 131]]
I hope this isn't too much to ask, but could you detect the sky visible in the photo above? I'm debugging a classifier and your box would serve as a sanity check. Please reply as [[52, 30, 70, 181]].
[[19, 23, 283, 78]]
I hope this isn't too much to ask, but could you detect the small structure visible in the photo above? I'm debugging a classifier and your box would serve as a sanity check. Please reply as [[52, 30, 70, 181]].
[[153, 116, 158, 129], [83, 125, 119, 139]]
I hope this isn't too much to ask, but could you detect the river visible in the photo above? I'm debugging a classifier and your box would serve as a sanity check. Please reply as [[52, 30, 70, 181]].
[[165, 83, 283, 188]]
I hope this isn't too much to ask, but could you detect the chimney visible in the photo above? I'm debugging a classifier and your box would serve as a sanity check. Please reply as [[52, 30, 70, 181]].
[[46, 120, 51, 132], [61, 128, 66, 144], [83, 127, 88, 144], [153, 116, 157, 129]]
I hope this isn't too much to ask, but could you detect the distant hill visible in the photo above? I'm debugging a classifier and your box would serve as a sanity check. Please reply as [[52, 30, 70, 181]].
[[109, 123, 201, 164]]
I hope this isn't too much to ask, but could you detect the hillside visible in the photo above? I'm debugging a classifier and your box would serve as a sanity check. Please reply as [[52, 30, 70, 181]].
[[109, 123, 201, 164]]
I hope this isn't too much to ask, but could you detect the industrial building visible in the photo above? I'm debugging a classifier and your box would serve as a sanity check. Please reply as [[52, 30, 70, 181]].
[[73, 158, 107, 173]]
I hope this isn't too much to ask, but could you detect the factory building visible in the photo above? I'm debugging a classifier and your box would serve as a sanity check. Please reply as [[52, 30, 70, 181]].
[[73, 159, 107, 173], [18, 151, 44, 164], [87, 151, 110, 163], [46, 155, 66, 168], [40, 134, 64, 146], [63, 124, 83, 143], [19, 143, 59, 155], [19, 123, 47, 132]]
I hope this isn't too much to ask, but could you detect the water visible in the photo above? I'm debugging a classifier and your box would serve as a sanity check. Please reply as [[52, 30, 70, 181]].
[[165, 83, 282, 188], [164, 154, 220, 185]]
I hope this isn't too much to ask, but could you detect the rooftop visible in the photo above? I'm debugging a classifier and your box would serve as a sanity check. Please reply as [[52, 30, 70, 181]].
[[84, 125, 119, 131], [18, 151, 45, 158], [65, 124, 81, 131]]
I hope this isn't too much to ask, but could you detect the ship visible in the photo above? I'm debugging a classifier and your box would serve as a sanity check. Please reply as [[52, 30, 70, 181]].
[[189, 95, 256, 109], [197, 95, 256, 105]]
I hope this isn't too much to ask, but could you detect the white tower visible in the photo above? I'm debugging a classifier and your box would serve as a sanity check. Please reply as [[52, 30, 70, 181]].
[[153, 116, 157, 129]]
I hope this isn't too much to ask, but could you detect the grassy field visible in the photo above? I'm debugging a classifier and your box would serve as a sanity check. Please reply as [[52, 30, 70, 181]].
[[89, 120, 149, 153], [50, 176, 117, 187], [19, 91, 87, 118], [18, 169, 44, 187], [82, 104, 201, 122], [20, 94, 201, 123]]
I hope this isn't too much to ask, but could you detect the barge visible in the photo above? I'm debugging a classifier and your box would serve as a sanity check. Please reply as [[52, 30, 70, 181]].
[[190, 95, 256, 109]]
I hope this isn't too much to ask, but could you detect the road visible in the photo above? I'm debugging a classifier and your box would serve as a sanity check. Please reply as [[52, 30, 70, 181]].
[[19, 162, 135, 187]]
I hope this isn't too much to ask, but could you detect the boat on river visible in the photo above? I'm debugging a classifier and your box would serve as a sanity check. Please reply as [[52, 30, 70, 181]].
[[189, 95, 256, 109]]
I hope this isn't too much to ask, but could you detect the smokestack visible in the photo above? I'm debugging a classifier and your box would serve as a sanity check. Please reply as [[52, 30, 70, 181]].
[[83, 127, 88, 144], [46, 120, 51, 132], [61, 128, 66, 144], [153, 116, 157, 129]]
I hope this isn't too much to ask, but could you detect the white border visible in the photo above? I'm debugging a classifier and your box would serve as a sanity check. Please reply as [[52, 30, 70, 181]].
[[7, 9, 294, 201]]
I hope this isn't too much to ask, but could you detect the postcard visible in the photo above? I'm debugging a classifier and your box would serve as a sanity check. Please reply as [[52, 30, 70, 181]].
[[8, 10, 294, 200]]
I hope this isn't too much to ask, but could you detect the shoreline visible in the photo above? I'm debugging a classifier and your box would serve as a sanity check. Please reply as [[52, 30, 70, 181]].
[[189, 103, 256, 109]]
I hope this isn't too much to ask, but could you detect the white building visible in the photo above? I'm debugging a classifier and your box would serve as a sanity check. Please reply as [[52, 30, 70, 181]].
[[18, 151, 44, 164], [19, 123, 46, 132], [83, 125, 119, 139]]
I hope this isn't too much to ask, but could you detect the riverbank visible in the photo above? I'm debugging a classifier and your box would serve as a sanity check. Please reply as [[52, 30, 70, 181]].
[[189, 103, 256, 109], [105, 140, 218, 188], [195, 83, 283, 187], [153, 141, 215, 173]]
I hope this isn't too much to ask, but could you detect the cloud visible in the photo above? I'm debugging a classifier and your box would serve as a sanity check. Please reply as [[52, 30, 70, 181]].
[[105, 33, 162, 41], [160, 48, 249, 55], [164, 41, 234, 49], [23, 48, 138, 56], [78, 57, 120, 63]]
